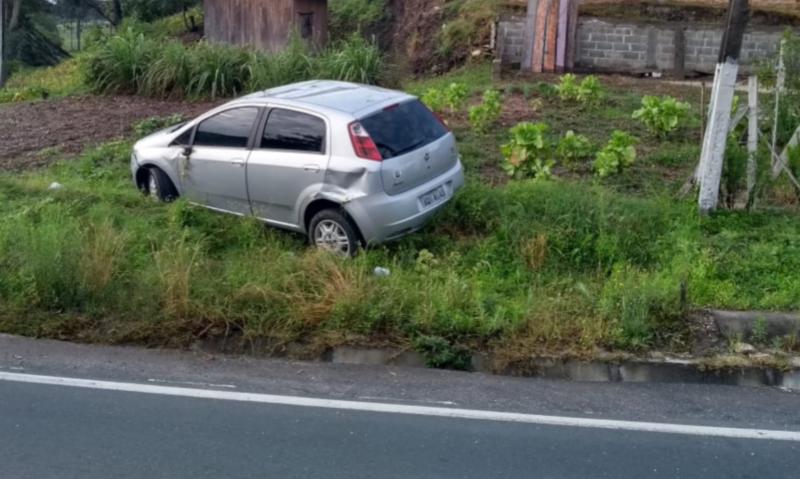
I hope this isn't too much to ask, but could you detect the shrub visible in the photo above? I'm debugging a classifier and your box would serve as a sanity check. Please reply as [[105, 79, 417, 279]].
[[329, 0, 387, 41], [141, 41, 191, 97], [468, 89, 503, 133], [443, 82, 469, 113], [84, 28, 159, 93], [421, 88, 446, 112], [632, 95, 692, 139], [501, 122, 554, 180], [555, 74, 604, 105], [246, 34, 313, 91], [594, 130, 638, 178], [134, 114, 187, 137], [185, 42, 250, 99], [316, 34, 383, 84], [556, 130, 593, 166]]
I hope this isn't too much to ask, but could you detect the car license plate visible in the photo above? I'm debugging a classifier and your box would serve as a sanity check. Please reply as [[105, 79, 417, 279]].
[[419, 185, 447, 209]]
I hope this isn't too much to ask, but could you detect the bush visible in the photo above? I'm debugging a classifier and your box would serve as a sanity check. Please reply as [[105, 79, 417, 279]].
[[329, 0, 388, 41], [556, 130, 593, 166], [594, 130, 638, 178], [501, 122, 554, 180], [316, 34, 383, 84], [555, 74, 604, 106], [421, 82, 468, 114], [185, 41, 250, 99], [134, 114, 187, 137], [84, 28, 159, 94], [632, 95, 692, 139], [468, 89, 503, 133]]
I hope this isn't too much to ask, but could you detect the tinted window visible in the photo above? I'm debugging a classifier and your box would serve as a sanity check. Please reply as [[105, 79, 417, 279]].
[[194, 107, 259, 148], [262, 109, 325, 153], [172, 128, 192, 146], [359, 100, 448, 159]]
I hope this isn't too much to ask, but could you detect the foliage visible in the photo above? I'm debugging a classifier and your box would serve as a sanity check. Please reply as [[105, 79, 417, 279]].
[[421, 88, 447, 112], [413, 335, 473, 370], [315, 35, 384, 85], [556, 130, 594, 165], [501, 122, 553, 180], [329, 0, 388, 41], [632, 95, 692, 138], [83, 31, 383, 99], [555, 74, 605, 106], [133, 114, 187, 137], [468, 89, 503, 133], [594, 131, 638, 178], [421, 82, 468, 113]]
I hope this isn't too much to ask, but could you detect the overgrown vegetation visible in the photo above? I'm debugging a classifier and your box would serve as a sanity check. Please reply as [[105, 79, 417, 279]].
[[632, 95, 692, 139], [83, 29, 384, 99]]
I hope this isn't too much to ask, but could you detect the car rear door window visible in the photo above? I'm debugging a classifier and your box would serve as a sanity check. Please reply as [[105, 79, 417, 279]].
[[194, 107, 260, 148], [359, 100, 448, 159], [262, 108, 326, 153]]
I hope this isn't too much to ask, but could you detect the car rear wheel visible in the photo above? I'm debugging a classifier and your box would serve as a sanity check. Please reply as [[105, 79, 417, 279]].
[[309, 209, 359, 257], [144, 167, 178, 202]]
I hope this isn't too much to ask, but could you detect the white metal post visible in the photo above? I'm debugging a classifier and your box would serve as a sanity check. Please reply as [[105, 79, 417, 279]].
[[770, 39, 786, 177], [0, 0, 6, 88]]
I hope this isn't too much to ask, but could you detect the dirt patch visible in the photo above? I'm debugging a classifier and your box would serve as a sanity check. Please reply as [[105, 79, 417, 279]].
[[0, 95, 222, 171]]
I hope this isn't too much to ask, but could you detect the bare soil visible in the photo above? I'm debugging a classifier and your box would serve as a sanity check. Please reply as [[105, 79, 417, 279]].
[[0, 95, 221, 171]]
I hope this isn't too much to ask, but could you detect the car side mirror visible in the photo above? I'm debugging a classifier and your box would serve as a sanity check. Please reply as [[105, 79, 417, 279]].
[[182, 146, 193, 157]]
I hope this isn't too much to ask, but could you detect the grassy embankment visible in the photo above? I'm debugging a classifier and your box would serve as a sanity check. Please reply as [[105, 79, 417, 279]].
[[2, 61, 800, 367]]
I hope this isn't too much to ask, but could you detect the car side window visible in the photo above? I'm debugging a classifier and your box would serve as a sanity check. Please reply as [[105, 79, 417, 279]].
[[194, 107, 260, 148], [261, 108, 326, 154], [172, 128, 193, 146]]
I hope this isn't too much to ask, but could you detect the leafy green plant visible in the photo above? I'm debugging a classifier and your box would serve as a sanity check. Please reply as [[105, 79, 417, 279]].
[[556, 130, 593, 166], [751, 317, 768, 345], [134, 114, 187, 137], [468, 89, 503, 133], [632, 95, 692, 138], [555, 74, 604, 105], [594, 130, 638, 178], [413, 335, 472, 370], [555, 73, 579, 101], [421, 88, 446, 112], [576, 75, 604, 106], [443, 82, 469, 113], [501, 122, 554, 180]]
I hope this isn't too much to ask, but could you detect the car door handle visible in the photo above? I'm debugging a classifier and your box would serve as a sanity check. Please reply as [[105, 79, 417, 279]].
[[230, 159, 245, 167], [303, 164, 321, 173]]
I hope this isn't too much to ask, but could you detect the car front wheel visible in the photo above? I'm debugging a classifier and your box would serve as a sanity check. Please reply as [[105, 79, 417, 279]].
[[309, 209, 359, 257], [144, 167, 178, 202]]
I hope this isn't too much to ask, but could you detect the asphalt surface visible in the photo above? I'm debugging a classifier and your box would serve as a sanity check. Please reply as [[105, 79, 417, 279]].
[[1, 335, 799, 478]]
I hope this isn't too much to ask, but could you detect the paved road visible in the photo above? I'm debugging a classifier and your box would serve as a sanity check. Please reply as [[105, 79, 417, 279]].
[[1, 335, 799, 478]]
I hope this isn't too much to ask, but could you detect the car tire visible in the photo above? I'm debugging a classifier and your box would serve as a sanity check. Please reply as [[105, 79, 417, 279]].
[[309, 209, 360, 257], [144, 167, 178, 202]]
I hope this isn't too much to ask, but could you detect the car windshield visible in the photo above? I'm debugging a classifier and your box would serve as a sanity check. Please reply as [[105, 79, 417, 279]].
[[359, 100, 448, 159]]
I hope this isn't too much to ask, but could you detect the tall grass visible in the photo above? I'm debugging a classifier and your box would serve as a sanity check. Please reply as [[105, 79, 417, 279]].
[[83, 31, 384, 99]]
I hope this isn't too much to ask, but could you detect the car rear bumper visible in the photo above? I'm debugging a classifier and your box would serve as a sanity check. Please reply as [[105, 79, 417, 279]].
[[346, 159, 465, 244]]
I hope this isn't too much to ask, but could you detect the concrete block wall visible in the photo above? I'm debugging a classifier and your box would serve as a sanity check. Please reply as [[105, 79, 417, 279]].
[[498, 16, 791, 74]]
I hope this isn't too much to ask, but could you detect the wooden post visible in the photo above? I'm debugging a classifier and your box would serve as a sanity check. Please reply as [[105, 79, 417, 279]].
[[673, 26, 686, 79], [555, 0, 569, 72], [522, 0, 539, 71], [565, 0, 578, 70], [746, 75, 758, 206], [0, 0, 6, 88], [697, 0, 750, 214], [770, 39, 786, 177]]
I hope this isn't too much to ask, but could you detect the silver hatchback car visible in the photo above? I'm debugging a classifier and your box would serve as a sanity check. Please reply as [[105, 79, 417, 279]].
[[131, 80, 465, 255]]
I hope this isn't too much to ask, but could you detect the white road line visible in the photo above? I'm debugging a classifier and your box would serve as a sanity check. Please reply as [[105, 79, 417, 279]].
[[1, 371, 798, 442]]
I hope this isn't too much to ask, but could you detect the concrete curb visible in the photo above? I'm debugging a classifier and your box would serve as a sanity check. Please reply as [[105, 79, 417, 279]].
[[328, 346, 800, 391]]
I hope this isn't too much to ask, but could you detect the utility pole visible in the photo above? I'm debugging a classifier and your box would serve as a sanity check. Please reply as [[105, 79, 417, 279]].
[[697, 0, 750, 214]]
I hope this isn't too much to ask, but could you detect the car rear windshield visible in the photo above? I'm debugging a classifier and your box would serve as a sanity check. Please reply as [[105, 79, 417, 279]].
[[359, 100, 448, 159]]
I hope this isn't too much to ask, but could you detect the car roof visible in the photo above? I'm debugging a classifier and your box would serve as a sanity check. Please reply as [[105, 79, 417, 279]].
[[237, 80, 413, 118]]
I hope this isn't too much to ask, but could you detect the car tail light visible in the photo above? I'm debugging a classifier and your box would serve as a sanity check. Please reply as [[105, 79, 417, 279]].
[[349, 121, 382, 161]]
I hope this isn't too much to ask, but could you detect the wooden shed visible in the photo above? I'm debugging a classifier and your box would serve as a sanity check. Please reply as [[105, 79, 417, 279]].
[[204, 0, 328, 52]]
